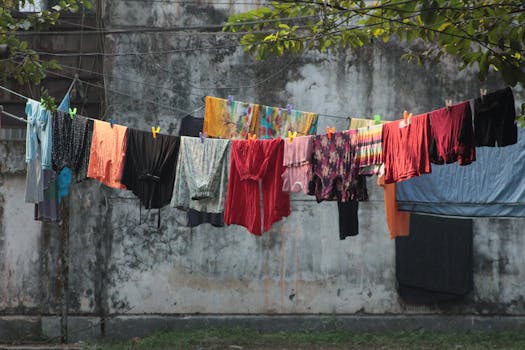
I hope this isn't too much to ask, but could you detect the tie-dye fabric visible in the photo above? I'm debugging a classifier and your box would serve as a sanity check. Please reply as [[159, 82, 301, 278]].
[[349, 117, 375, 130], [308, 130, 368, 203], [356, 124, 383, 175], [258, 106, 319, 139], [203, 96, 260, 139]]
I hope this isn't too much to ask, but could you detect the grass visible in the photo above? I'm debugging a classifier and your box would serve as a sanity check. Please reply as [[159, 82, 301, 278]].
[[83, 328, 525, 350]]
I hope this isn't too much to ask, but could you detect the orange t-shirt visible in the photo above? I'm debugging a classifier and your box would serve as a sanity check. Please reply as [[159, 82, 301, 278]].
[[377, 174, 410, 239], [87, 120, 128, 189]]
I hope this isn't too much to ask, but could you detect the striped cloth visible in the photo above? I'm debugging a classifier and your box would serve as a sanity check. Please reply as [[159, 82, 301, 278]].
[[355, 124, 383, 175]]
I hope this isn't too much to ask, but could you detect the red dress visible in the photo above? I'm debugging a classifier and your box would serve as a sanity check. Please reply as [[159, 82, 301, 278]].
[[225, 138, 290, 235]]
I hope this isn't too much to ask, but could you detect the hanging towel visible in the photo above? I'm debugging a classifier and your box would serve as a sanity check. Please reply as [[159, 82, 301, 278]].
[[377, 174, 410, 239], [225, 138, 290, 235], [87, 120, 128, 189], [355, 124, 383, 175], [52, 111, 94, 181], [382, 113, 432, 184], [203, 96, 259, 139], [34, 169, 60, 222], [429, 101, 475, 165], [308, 130, 368, 203], [121, 129, 180, 209], [258, 105, 319, 139], [349, 117, 375, 129], [171, 136, 230, 213], [178, 114, 224, 228], [396, 127, 525, 217], [396, 214, 473, 304], [282, 135, 314, 194], [473, 87, 517, 147]]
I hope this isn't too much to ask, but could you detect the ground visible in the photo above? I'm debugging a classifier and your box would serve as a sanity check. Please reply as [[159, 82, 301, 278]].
[[79, 328, 525, 350]]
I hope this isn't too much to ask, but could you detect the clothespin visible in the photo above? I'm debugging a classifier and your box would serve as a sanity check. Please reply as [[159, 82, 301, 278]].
[[399, 111, 413, 128], [68, 107, 77, 120], [151, 126, 160, 138], [247, 133, 257, 144], [373, 114, 381, 125], [288, 130, 297, 143], [227, 95, 234, 105], [109, 119, 116, 128], [287, 104, 293, 114], [199, 131, 208, 143], [445, 99, 453, 111], [326, 126, 336, 139], [480, 88, 488, 100]]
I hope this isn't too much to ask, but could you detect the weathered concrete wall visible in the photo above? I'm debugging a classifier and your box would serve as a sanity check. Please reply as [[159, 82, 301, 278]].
[[1, 0, 525, 342]]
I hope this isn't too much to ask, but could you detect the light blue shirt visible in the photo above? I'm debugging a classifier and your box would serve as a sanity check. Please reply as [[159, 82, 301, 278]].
[[25, 99, 53, 170]]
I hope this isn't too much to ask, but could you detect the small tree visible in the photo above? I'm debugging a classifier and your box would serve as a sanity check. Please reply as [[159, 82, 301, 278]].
[[0, 0, 92, 85], [224, 0, 525, 87]]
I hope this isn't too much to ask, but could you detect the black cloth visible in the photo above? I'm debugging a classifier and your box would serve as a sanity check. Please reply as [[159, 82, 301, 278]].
[[121, 129, 180, 209], [52, 111, 94, 182], [178, 114, 225, 228], [337, 201, 359, 239], [395, 214, 473, 304], [179, 115, 204, 138], [473, 87, 517, 147]]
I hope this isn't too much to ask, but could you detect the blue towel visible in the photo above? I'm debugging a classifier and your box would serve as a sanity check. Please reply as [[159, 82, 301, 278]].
[[396, 127, 525, 217]]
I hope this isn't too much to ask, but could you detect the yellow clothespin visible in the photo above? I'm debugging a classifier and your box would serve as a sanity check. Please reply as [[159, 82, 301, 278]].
[[288, 130, 297, 143], [326, 126, 336, 139], [248, 133, 257, 144], [151, 126, 160, 138]]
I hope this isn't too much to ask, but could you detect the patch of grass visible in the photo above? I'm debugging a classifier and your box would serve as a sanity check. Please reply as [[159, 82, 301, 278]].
[[83, 328, 525, 350]]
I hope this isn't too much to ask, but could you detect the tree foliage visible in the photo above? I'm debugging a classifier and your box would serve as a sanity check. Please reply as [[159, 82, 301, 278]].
[[0, 0, 92, 85], [224, 0, 525, 88]]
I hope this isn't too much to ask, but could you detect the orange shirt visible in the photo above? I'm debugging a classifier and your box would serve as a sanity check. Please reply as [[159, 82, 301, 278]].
[[377, 174, 410, 239], [87, 120, 128, 189]]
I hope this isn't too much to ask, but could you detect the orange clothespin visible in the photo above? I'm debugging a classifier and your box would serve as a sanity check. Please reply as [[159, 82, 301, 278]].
[[288, 130, 297, 143], [248, 133, 257, 144], [151, 126, 160, 138], [326, 126, 336, 139], [399, 111, 413, 128]]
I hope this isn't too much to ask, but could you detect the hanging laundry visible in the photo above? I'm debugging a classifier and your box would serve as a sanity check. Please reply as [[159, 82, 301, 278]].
[[349, 117, 375, 129], [396, 214, 473, 304], [225, 138, 290, 236], [25, 99, 54, 204], [52, 110, 94, 181], [57, 167, 73, 202], [26, 99, 53, 170], [377, 174, 410, 239], [396, 127, 525, 217], [178, 114, 224, 228], [121, 129, 180, 209], [338, 201, 359, 239], [34, 169, 60, 222], [25, 148, 45, 203], [355, 124, 383, 175], [308, 130, 368, 203], [179, 114, 204, 137], [171, 136, 230, 213], [87, 120, 128, 189], [282, 135, 314, 194], [429, 101, 475, 165], [258, 105, 318, 139], [473, 87, 517, 147], [203, 96, 259, 139], [382, 113, 432, 184]]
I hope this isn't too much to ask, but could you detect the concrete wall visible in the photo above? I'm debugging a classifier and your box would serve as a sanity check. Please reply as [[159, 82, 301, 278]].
[[1, 0, 525, 341]]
